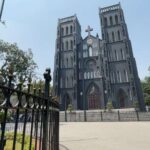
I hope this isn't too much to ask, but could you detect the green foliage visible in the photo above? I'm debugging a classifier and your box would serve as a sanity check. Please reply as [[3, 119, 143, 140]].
[[141, 75, 150, 106], [4, 132, 35, 150], [67, 104, 73, 113], [133, 100, 139, 109], [106, 101, 113, 112], [0, 110, 11, 123], [0, 40, 37, 86]]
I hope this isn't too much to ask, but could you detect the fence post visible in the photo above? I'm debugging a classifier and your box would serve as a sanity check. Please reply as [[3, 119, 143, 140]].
[[136, 110, 139, 121], [42, 68, 51, 150], [0, 71, 12, 150], [101, 112, 103, 121], [118, 110, 120, 121]]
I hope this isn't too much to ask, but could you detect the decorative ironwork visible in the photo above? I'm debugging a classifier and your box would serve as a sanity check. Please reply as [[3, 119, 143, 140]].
[[0, 68, 59, 150]]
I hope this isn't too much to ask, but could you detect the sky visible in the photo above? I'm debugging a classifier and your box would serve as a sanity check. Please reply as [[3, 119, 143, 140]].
[[0, 0, 150, 80]]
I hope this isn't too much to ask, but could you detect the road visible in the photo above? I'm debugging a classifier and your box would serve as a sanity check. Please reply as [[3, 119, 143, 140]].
[[60, 122, 150, 150]]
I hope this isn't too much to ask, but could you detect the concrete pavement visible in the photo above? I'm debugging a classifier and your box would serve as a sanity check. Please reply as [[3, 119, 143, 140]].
[[60, 122, 150, 150]]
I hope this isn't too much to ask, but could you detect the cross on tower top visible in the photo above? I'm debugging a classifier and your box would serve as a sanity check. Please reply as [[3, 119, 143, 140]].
[[85, 25, 93, 36]]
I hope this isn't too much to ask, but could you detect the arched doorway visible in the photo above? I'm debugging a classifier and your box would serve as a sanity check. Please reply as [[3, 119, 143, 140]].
[[87, 84, 100, 109], [117, 89, 126, 108], [63, 94, 71, 110]]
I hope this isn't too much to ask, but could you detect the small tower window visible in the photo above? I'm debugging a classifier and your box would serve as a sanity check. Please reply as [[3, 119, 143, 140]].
[[66, 41, 68, 50], [107, 32, 109, 42], [104, 17, 108, 26], [115, 15, 119, 24], [66, 58, 68, 67], [118, 30, 121, 41], [70, 26, 73, 34], [66, 26, 68, 35], [62, 42, 64, 50], [110, 16, 113, 25], [61, 28, 64, 36], [112, 32, 115, 42], [71, 40, 73, 50]]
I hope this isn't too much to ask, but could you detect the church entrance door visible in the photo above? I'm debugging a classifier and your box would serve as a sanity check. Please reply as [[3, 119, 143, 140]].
[[87, 85, 100, 109], [117, 89, 126, 108]]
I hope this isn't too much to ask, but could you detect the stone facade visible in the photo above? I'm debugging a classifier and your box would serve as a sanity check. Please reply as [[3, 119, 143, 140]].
[[53, 3, 145, 111]]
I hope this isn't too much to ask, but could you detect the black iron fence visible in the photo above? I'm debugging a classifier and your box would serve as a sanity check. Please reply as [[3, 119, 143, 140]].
[[0, 68, 59, 150], [60, 110, 150, 122]]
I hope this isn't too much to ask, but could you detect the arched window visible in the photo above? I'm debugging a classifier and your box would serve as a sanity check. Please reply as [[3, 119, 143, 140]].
[[115, 15, 119, 24], [110, 16, 113, 25], [112, 32, 115, 42], [66, 77, 68, 87], [114, 50, 118, 61], [104, 17, 108, 26], [70, 26, 73, 34], [107, 32, 109, 42], [84, 72, 87, 79], [62, 42, 64, 50], [88, 46, 92, 57], [66, 41, 68, 50], [66, 26, 68, 35], [120, 49, 125, 60], [70, 40, 73, 50], [71, 57, 73, 67], [61, 28, 64, 36], [66, 58, 68, 67], [118, 30, 121, 41]]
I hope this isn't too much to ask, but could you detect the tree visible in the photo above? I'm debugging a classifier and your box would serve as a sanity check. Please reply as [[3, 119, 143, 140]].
[[106, 101, 113, 112], [141, 68, 150, 106], [0, 40, 37, 86]]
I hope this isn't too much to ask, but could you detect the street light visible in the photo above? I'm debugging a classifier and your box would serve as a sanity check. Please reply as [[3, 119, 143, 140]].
[[104, 90, 107, 110], [80, 91, 86, 121], [0, 0, 6, 22]]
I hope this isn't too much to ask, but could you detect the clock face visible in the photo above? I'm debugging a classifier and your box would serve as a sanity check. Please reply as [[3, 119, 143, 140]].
[[87, 38, 93, 45]]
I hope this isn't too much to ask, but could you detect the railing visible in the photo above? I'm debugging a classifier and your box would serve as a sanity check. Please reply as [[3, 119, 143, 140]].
[[0, 68, 59, 150], [60, 110, 150, 122]]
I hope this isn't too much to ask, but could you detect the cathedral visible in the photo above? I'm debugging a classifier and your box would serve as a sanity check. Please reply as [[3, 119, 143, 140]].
[[53, 3, 145, 111]]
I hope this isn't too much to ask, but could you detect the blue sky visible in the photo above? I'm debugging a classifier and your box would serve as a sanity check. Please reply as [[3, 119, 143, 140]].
[[0, 0, 150, 80]]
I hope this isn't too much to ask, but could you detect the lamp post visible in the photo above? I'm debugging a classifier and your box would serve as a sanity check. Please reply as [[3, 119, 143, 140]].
[[0, 0, 5, 21], [80, 91, 86, 121], [65, 96, 67, 122], [104, 90, 107, 110]]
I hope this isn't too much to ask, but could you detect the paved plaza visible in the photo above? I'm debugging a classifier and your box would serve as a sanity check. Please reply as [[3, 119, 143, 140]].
[[60, 122, 150, 150]]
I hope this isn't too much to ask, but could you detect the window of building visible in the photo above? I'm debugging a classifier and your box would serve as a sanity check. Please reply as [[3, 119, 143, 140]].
[[102, 33, 104, 39], [71, 40, 73, 50], [118, 30, 121, 41], [70, 26, 73, 34], [72, 76, 73, 86], [119, 71, 122, 83], [121, 49, 125, 60], [122, 26, 125, 36], [107, 32, 109, 42], [110, 16, 113, 25], [62, 42, 64, 50], [71, 57, 73, 67], [124, 70, 129, 82], [61, 28, 64, 36], [117, 71, 120, 83], [115, 15, 119, 24], [89, 46, 92, 57], [66, 41, 68, 50], [66, 27, 68, 35], [115, 50, 118, 61], [66, 58, 68, 67], [66, 77, 68, 87], [112, 32, 115, 42], [84, 72, 87, 79], [104, 17, 108, 26]]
